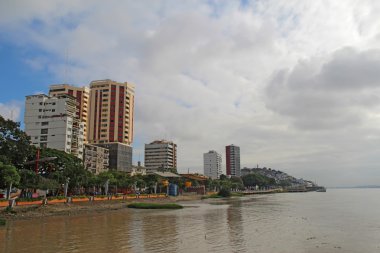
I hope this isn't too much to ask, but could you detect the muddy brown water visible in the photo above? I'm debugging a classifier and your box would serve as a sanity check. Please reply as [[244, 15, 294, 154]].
[[1, 189, 380, 253]]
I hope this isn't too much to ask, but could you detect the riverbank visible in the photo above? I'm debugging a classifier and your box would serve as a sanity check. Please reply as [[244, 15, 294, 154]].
[[0, 195, 203, 221]]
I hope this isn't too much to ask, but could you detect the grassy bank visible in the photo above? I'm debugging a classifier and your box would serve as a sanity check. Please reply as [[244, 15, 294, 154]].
[[127, 203, 183, 209], [202, 191, 245, 199], [231, 192, 245, 197]]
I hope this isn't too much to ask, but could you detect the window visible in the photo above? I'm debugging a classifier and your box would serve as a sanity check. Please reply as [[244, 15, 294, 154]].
[[52, 109, 55, 112], [41, 129, 48, 134], [40, 136, 47, 141], [39, 109, 42, 112], [41, 122, 49, 126]]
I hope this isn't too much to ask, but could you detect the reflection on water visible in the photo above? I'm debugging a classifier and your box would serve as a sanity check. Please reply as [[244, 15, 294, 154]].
[[2, 189, 380, 253], [226, 200, 245, 253]]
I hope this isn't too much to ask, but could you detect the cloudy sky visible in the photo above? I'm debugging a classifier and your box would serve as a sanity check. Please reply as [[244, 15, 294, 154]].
[[1, 0, 380, 186]]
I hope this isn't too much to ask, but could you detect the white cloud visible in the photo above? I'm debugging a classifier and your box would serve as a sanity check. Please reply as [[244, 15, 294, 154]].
[[0, 101, 22, 121], [2, 0, 380, 186]]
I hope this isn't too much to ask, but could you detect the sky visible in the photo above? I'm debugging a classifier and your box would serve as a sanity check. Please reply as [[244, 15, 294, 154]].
[[1, 0, 380, 187]]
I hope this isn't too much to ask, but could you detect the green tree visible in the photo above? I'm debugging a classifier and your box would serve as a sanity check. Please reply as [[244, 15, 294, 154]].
[[38, 148, 87, 194], [219, 179, 232, 190], [219, 174, 228, 180], [230, 176, 244, 190], [241, 173, 276, 187], [37, 177, 60, 191], [0, 162, 20, 199], [131, 174, 146, 192], [143, 174, 160, 193], [19, 169, 39, 189], [0, 115, 34, 169], [98, 171, 115, 194]]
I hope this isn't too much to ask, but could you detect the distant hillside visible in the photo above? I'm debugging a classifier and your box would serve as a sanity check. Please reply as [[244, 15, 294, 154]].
[[241, 167, 316, 187]]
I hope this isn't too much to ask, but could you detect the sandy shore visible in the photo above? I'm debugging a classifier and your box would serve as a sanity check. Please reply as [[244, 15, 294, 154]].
[[0, 195, 203, 221]]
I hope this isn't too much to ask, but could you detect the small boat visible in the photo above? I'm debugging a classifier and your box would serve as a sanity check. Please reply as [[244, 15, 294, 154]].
[[316, 187, 326, 192]]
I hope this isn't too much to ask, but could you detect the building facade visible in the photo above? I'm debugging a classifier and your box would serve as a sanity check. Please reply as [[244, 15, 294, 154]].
[[24, 94, 84, 158], [95, 142, 132, 172], [226, 144, 241, 177], [203, 150, 222, 179], [84, 144, 109, 174], [49, 84, 90, 143], [88, 79, 135, 145], [144, 140, 177, 171]]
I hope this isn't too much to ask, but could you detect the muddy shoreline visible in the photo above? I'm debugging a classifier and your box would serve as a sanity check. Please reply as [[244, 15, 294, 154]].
[[0, 195, 203, 221]]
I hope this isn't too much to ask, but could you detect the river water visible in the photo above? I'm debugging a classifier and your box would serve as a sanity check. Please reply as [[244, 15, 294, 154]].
[[1, 189, 380, 253]]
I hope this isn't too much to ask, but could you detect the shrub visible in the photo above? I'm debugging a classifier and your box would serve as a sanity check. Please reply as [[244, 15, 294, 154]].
[[218, 188, 231, 197], [0, 217, 6, 226], [71, 195, 88, 199], [47, 196, 66, 200], [94, 195, 107, 199], [16, 197, 43, 202], [127, 203, 183, 209]]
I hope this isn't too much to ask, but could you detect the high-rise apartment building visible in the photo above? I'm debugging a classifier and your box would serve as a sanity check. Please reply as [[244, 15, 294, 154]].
[[88, 79, 135, 145], [144, 140, 177, 171], [49, 84, 90, 143], [203, 150, 222, 179], [24, 94, 84, 158], [226, 144, 240, 177]]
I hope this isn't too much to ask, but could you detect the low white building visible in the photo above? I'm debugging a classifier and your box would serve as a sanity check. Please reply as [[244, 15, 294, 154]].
[[203, 150, 222, 179], [24, 94, 84, 159]]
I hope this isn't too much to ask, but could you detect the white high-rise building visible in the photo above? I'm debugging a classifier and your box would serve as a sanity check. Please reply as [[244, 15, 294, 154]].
[[24, 94, 84, 159], [49, 84, 90, 143], [203, 150, 222, 179]]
